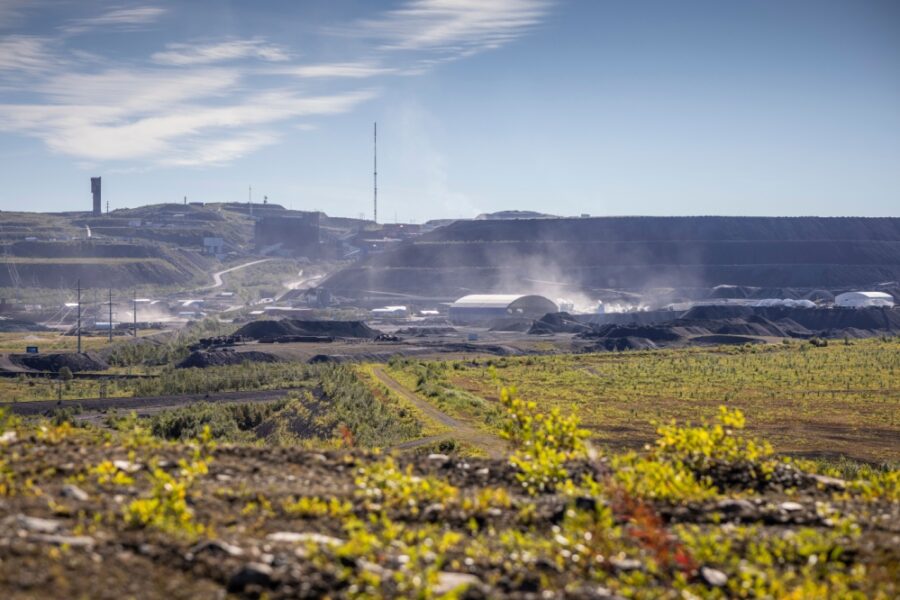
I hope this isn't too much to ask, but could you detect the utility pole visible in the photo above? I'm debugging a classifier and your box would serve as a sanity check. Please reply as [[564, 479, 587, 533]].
[[76, 279, 82, 354], [133, 289, 137, 337], [373, 122, 378, 224], [248, 185, 253, 217], [107, 288, 113, 343]]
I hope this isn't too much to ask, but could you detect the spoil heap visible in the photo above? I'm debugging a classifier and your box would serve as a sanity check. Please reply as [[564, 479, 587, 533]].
[[235, 320, 381, 341], [9, 352, 108, 373]]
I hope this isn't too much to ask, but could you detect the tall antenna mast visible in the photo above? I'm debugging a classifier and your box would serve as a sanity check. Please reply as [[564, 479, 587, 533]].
[[373, 122, 378, 224], [108, 288, 113, 343], [76, 279, 82, 354]]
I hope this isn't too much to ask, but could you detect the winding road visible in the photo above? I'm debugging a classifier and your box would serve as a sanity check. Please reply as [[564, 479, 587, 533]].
[[201, 258, 275, 291]]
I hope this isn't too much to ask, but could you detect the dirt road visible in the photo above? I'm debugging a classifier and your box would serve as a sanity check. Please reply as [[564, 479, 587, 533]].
[[201, 258, 275, 290], [276, 270, 326, 301], [370, 366, 506, 457]]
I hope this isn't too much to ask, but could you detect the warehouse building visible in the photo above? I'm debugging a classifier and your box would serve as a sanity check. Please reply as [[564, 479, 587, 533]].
[[449, 294, 558, 325], [834, 291, 895, 309]]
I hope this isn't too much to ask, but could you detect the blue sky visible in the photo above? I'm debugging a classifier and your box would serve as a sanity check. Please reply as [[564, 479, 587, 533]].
[[0, 0, 897, 220]]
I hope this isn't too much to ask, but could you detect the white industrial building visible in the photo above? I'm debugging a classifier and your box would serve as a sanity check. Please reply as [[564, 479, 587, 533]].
[[449, 294, 558, 325], [834, 291, 895, 309], [371, 305, 409, 318]]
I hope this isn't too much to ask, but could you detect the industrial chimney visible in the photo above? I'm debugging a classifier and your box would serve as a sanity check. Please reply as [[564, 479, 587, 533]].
[[91, 177, 101, 216]]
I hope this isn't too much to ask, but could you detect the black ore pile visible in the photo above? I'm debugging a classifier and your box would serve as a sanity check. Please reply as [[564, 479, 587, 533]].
[[234, 320, 381, 340]]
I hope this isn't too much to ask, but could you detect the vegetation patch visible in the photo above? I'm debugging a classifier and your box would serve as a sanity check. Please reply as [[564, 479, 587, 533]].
[[386, 339, 900, 462], [0, 398, 897, 598]]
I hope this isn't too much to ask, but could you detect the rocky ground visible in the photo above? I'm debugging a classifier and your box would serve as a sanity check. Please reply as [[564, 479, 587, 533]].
[[0, 411, 897, 599]]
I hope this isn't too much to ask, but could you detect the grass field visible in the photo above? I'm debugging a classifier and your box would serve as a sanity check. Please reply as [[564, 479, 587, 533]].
[[0, 332, 109, 353], [384, 338, 900, 462], [0, 331, 168, 354]]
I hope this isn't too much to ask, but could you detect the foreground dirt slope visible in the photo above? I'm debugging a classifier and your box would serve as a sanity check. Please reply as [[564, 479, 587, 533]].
[[1, 416, 897, 599]]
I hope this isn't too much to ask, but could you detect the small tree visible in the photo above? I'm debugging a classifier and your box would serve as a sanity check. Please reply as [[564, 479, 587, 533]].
[[59, 367, 74, 391]]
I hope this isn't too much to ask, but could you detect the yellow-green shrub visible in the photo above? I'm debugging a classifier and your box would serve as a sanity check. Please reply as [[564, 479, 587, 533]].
[[500, 386, 589, 495]]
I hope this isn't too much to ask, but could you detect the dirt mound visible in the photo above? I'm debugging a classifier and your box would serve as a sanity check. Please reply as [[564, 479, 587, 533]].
[[528, 312, 592, 335], [709, 285, 751, 299], [9, 352, 108, 373], [803, 289, 835, 303], [0, 317, 48, 333], [771, 318, 814, 338], [322, 217, 900, 296], [235, 320, 381, 340], [580, 323, 684, 342], [257, 336, 333, 344], [590, 310, 684, 327], [177, 350, 280, 369], [691, 334, 766, 345], [681, 305, 756, 320], [709, 315, 788, 337], [749, 287, 804, 299], [395, 327, 457, 336], [591, 336, 659, 351], [0, 241, 211, 289], [754, 307, 900, 333], [583, 307, 899, 347], [488, 318, 533, 332]]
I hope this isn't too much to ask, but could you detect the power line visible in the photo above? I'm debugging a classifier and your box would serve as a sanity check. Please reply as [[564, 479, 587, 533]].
[[108, 288, 113, 343]]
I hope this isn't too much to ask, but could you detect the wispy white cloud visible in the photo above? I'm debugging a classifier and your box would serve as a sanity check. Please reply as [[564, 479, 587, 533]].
[[158, 130, 280, 167], [0, 72, 374, 163], [356, 0, 551, 56], [151, 39, 290, 66], [0, 1, 553, 169], [36, 68, 239, 108], [274, 61, 396, 79], [0, 35, 59, 73], [62, 5, 166, 35]]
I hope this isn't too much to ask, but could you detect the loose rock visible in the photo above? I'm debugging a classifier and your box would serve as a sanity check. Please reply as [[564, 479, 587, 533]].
[[112, 460, 142, 473], [609, 557, 642, 572], [700, 566, 728, 587], [779, 501, 804, 512], [433, 572, 481, 595], [227, 562, 274, 592], [266, 532, 343, 546], [29, 534, 95, 548], [189, 539, 244, 558], [13, 515, 61, 534], [61, 484, 89, 502]]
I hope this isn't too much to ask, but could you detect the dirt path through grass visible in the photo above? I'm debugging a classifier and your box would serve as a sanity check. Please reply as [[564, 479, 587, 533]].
[[370, 366, 506, 457]]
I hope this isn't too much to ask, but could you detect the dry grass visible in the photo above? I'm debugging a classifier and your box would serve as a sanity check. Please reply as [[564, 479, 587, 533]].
[[385, 339, 900, 462], [0, 332, 114, 353]]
